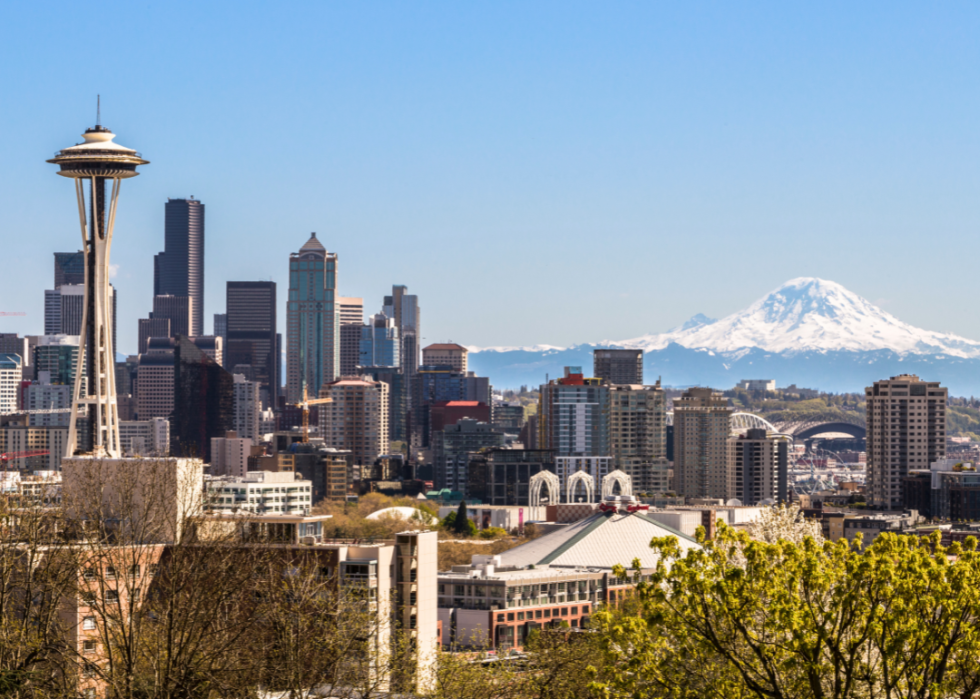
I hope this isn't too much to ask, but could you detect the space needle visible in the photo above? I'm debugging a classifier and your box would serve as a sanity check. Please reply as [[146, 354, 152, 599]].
[[48, 106, 148, 458]]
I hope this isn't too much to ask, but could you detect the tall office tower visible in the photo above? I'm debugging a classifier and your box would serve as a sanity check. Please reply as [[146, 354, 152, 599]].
[[319, 377, 389, 467], [672, 387, 733, 500], [286, 233, 339, 403], [149, 294, 194, 337], [45, 285, 116, 357], [431, 418, 504, 492], [226, 281, 278, 407], [360, 313, 400, 368], [0, 355, 20, 415], [154, 197, 205, 336], [138, 317, 170, 354], [728, 428, 788, 506], [33, 336, 81, 387], [53, 251, 84, 287], [422, 343, 468, 373], [338, 297, 364, 377], [136, 338, 176, 420], [866, 374, 947, 510], [538, 367, 610, 457], [594, 349, 643, 385], [232, 373, 261, 442], [608, 382, 669, 494], [213, 313, 228, 346], [358, 366, 407, 444], [191, 336, 223, 366], [411, 366, 492, 448], [338, 297, 363, 325], [383, 285, 420, 377], [172, 336, 234, 462]]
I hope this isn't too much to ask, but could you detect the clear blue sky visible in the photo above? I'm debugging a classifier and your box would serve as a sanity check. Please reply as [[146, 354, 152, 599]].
[[2, 2, 980, 354]]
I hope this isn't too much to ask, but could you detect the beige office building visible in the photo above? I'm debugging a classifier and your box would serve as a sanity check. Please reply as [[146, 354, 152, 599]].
[[672, 387, 733, 500], [608, 382, 669, 493], [319, 377, 390, 466], [866, 374, 947, 510], [422, 343, 468, 372]]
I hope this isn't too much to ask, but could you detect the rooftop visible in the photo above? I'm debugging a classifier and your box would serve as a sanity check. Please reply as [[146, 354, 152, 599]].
[[424, 343, 469, 352]]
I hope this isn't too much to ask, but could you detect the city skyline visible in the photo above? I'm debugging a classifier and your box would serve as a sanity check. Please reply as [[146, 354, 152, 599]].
[[4, 3, 980, 356]]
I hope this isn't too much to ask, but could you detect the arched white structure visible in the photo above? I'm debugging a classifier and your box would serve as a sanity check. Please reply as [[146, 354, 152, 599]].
[[601, 470, 633, 498], [529, 470, 561, 507], [730, 412, 778, 436], [565, 470, 595, 504]]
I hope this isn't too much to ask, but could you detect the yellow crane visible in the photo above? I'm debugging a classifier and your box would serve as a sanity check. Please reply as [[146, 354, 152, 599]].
[[293, 385, 332, 443]]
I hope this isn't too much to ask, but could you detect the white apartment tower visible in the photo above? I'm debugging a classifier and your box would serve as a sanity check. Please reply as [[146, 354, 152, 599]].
[[866, 375, 947, 510], [232, 374, 261, 442], [672, 387, 733, 500]]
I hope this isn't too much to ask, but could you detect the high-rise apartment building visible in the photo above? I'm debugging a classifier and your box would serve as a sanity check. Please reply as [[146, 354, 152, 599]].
[[23, 380, 72, 427], [136, 338, 176, 420], [608, 382, 669, 494], [358, 366, 407, 445], [338, 297, 364, 377], [53, 251, 84, 287], [431, 418, 504, 492], [118, 418, 170, 457], [226, 281, 278, 407], [727, 428, 788, 506], [0, 335, 28, 369], [422, 343, 468, 373], [411, 366, 492, 448], [594, 349, 643, 385], [538, 367, 610, 457], [287, 233, 339, 403], [866, 374, 947, 510], [33, 335, 81, 388], [383, 286, 420, 378], [319, 377, 389, 467], [154, 198, 205, 336], [360, 313, 400, 368], [0, 354, 20, 415], [210, 433, 253, 478], [672, 387, 733, 500], [232, 373, 261, 442]]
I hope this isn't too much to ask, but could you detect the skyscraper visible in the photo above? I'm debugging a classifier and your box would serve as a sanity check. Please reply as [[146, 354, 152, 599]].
[[672, 387, 733, 500], [226, 281, 278, 407], [594, 349, 643, 385], [608, 382, 669, 494], [53, 251, 84, 287], [383, 285, 420, 378], [286, 233, 339, 403], [154, 198, 205, 336], [422, 343, 468, 372], [338, 297, 364, 377], [538, 367, 610, 458], [866, 374, 947, 510], [319, 377, 389, 467], [149, 294, 193, 337], [172, 336, 234, 462], [360, 313, 400, 368], [728, 429, 788, 505], [45, 284, 116, 357]]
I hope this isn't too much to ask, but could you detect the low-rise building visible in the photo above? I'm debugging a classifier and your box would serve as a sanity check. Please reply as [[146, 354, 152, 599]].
[[206, 471, 313, 516], [119, 418, 171, 457]]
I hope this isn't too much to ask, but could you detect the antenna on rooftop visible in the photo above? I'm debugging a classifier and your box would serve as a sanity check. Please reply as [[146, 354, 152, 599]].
[[96, 95, 101, 127]]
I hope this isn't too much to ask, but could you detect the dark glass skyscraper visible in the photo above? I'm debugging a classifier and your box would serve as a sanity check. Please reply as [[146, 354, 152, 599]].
[[172, 335, 233, 462], [53, 251, 84, 287], [226, 281, 278, 407], [154, 198, 205, 336]]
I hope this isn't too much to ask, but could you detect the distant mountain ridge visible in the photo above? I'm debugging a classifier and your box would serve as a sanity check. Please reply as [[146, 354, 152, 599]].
[[469, 278, 980, 394]]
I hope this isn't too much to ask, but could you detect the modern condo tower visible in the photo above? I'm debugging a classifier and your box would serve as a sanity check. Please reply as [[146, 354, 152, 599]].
[[154, 198, 205, 336], [286, 233, 339, 403], [48, 118, 148, 457]]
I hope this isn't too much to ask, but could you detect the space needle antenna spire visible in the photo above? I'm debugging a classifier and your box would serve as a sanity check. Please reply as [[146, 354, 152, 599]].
[[48, 116, 148, 458]]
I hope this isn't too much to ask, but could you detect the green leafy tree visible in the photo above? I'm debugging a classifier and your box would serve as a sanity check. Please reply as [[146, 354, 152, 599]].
[[454, 501, 471, 535], [591, 525, 980, 699]]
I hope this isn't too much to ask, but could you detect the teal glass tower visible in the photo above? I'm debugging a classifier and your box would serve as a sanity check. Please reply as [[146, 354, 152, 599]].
[[286, 233, 339, 403]]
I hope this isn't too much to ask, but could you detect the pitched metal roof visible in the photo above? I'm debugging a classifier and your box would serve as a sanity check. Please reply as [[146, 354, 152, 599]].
[[498, 510, 699, 570]]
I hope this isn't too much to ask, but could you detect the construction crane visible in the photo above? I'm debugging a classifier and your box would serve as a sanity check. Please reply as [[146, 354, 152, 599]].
[[0, 312, 26, 316], [292, 385, 332, 443], [0, 450, 49, 462]]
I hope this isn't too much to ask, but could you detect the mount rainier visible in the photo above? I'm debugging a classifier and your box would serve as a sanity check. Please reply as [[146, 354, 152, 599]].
[[468, 278, 980, 394]]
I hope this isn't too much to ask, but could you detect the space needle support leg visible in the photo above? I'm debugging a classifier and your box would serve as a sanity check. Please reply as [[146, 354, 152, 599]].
[[66, 177, 90, 458], [101, 177, 122, 456]]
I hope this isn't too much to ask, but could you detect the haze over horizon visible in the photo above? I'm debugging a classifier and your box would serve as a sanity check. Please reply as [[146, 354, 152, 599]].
[[3, 2, 980, 356]]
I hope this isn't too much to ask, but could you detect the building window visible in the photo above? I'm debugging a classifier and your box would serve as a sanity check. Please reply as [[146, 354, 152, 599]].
[[83, 640, 96, 654], [82, 617, 96, 630]]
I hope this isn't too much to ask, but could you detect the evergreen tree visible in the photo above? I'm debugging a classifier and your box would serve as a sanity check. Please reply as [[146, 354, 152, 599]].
[[453, 501, 470, 535]]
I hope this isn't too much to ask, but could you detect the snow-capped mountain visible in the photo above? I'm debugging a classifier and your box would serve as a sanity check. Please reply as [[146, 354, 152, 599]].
[[617, 278, 980, 357], [469, 278, 980, 393]]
